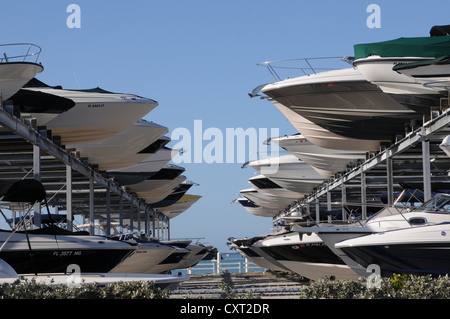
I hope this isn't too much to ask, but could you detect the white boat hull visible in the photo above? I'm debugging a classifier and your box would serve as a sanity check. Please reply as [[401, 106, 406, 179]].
[[270, 99, 381, 151], [68, 120, 168, 170], [23, 88, 158, 144], [271, 135, 366, 177], [0, 62, 43, 100]]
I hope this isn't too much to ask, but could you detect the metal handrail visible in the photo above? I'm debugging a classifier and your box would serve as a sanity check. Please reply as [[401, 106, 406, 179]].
[[0, 43, 42, 63], [257, 56, 353, 81]]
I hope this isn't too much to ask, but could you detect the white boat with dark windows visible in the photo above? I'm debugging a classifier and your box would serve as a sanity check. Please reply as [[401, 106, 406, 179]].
[[296, 192, 450, 277], [0, 179, 136, 275], [13, 83, 158, 144]]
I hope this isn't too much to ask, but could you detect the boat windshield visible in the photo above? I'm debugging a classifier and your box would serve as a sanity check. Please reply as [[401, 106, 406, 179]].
[[419, 194, 450, 212]]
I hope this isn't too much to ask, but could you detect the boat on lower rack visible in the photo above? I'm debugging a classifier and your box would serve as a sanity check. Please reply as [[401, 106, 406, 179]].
[[0, 225, 136, 274], [0, 258, 188, 289], [335, 222, 450, 278], [252, 230, 360, 281]]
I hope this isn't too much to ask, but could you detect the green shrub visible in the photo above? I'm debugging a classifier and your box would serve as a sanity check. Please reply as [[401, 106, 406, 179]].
[[0, 278, 170, 299], [300, 274, 450, 299]]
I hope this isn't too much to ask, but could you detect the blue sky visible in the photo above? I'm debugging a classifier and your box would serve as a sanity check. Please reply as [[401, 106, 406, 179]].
[[1, 1, 449, 252]]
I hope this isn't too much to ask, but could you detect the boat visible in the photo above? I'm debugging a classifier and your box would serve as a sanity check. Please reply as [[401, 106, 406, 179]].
[[296, 192, 450, 277], [260, 60, 421, 143], [109, 233, 178, 274], [0, 44, 44, 101], [352, 32, 450, 114], [239, 187, 295, 212], [235, 198, 278, 218], [270, 134, 366, 177], [252, 230, 359, 280], [440, 135, 450, 157], [67, 120, 169, 170], [126, 164, 186, 201], [16, 85, 158, 144], [0, 179, 136, 274], [149, 182, 194, 208], [393, 55, 450, 80], [173, 242, 211, 270], [336, 222, 450, 278], [248, 155, 326, 194], [158, 194, 202, 219], [267, 99, 382, 151], [142, 245, 191, 274], [0, 257, 188, 289], [108, 147, 180, 185], [228, 236, 289, 272]]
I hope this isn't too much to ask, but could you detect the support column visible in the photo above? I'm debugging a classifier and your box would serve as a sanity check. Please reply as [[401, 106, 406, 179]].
[[361, 172, 367, 220], [422, 139, 432, 202], [33, 145, 41, 227], [119, 192, 124, 231], [129, 201, 134, 233], [386, 154, 394, 205], [315, 197, 320, 224], [106, 182, 111, 235], [326, 186, 332, 223], [341, 184, 347, 221], [89, 177, 94, 234], [66, 164, 72, 231]]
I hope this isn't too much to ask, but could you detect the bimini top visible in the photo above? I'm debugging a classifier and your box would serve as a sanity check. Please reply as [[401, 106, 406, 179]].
[[354, 35, 450, 60]]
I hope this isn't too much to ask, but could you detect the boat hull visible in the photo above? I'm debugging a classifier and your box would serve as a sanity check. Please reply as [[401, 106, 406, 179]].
[[0, 230, 134, 274], [337, 223, 450, 277], [0, 62, 44, 100]]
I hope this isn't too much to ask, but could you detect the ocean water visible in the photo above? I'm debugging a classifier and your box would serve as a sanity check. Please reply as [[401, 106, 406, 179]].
[[174, 252, 265, 275]]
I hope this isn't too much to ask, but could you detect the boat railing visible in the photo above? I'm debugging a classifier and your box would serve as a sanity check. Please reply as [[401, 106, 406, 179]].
[[257, 56, 353, 81], [0, 43, 42, 64]]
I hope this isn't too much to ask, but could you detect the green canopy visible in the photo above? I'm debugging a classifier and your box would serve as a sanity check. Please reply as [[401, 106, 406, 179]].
[[354, 36, 450, 60]]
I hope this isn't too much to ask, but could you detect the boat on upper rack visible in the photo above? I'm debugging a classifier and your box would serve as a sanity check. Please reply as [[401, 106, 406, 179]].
[[8, 79, 158, 144], [247, 155, 326, 195], [352, 27, 450, 114], [269, 134, 366, 177], [158, 194, 202, 219], [108, 147, 180, 185], [264, 98, 382, 151], [0, 44, 44, 101], [235, 197, 278, 218], [67, 120, 169, 171], [239, 186, 297, 212], [259, 59, 422, 143]]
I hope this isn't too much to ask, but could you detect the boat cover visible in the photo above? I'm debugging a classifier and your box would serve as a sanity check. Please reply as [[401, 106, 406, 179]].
[[430, 25, 450, 37], [354, 36, 450, 60], [392, 55, 450, 71], [0, 179, 46, 203]]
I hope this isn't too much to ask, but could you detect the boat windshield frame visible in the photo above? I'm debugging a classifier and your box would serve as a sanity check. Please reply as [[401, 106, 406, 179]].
[[256, 56, 354, 81], [418, 193, 450, 213], [0, 43, 42, 64]]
